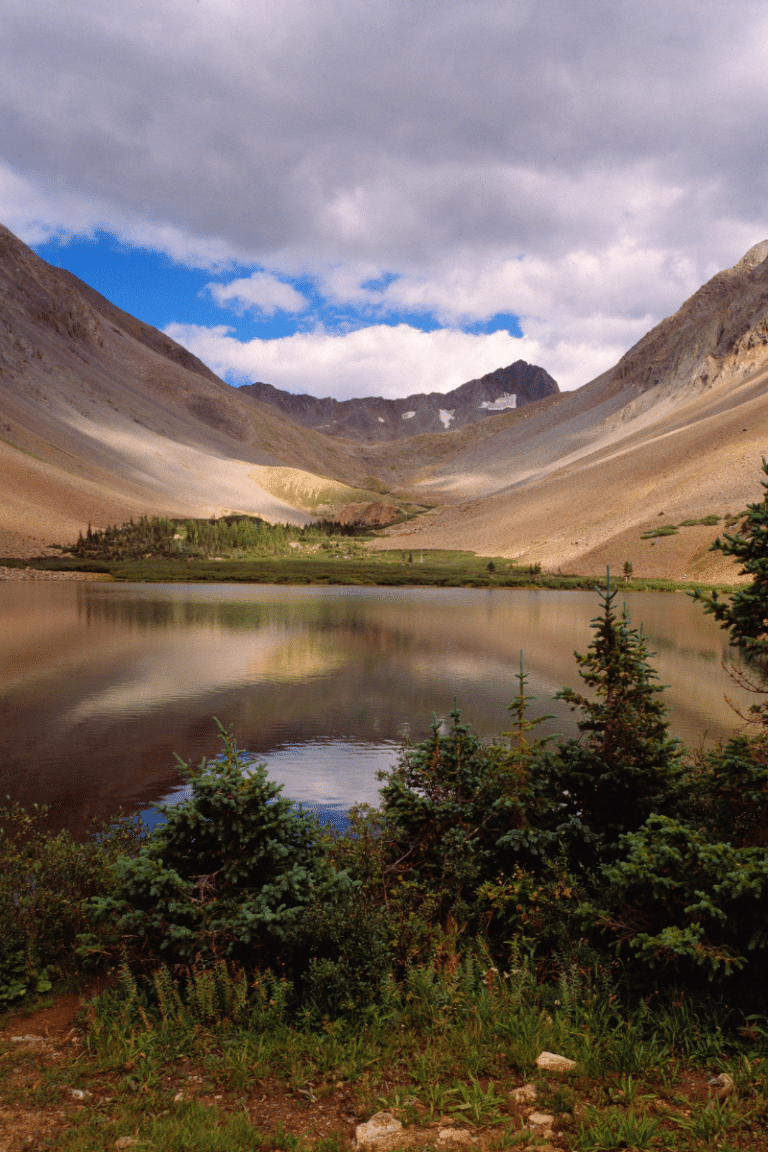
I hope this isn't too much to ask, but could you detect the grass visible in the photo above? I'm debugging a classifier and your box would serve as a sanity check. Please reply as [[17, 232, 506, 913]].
[[0, 550, 739, 596], [4, 956, 768, 1150]]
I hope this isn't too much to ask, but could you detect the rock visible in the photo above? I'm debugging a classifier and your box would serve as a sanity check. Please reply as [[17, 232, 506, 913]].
[[335, 501, 400, 527], [509, 1083, 538, 1103], [10, 1034, 44, 1043], [528, 1110, 555, 1127], [240, 361, 559, 443], [354, 1111, 404, 1149], [707, 1072, 735, 1105], [68, 1087, 92, 1100], [535, 1050, 577, 1072], [437, 1128, 473, 1145], [114, 1140, 140, 1150]]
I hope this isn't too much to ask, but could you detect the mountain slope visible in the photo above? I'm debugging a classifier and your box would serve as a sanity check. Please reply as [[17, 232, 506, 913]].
[[0, 224, 388, 554], [367, 242, 768, 579], [239, 360, 558, 441], [4, 219, 768, 583]]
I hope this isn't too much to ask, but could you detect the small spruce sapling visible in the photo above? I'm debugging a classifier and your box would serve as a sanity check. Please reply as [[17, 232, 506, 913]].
[[90, 725, 351, 967], [554, 569, 682, 860]]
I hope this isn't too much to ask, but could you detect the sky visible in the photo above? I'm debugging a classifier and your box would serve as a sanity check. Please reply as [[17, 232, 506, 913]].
[[2, 0, 768, 400]]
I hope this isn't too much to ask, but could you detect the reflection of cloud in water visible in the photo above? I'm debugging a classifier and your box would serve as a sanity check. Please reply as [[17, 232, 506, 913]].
[[149, 739, 400, 832], [61, 632, 347, 723]]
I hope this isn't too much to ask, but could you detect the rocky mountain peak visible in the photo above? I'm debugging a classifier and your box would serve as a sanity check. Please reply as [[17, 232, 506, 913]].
[[734, 239, 768, 270], [239, 359, 558, 442]]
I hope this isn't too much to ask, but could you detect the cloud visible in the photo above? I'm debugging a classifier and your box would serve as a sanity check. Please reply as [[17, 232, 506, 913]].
[[2, 0, 768, 392], [206, 272, 308, 317], [163, 320, 626, 398]]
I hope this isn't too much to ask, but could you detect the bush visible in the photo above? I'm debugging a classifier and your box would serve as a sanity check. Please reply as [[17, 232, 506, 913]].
[[90, 727, 353, 971], [0, 802, 143, 1001], [585, 813, 768, 985], [552, 581, 684, 866]]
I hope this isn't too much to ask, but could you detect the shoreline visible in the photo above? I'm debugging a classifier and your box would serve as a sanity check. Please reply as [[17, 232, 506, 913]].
[[0, 557, 737, 594], [0, 565, 113, 581]]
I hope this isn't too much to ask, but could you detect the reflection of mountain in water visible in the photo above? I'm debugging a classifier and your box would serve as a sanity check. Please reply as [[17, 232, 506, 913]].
[[0, 584, 743, 836]]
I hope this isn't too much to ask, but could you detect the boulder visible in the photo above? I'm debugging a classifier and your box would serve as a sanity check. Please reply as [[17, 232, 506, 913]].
[[436, 1128, 473, 1145], [355, 1111, 404, 1149], [535, 1050, 577, 1072]]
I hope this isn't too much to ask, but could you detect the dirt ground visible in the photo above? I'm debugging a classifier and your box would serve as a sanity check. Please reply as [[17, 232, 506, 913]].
[[1, 993, 764, 1152]]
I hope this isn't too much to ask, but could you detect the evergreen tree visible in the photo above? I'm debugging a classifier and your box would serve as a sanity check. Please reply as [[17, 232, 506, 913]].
[[693, 458, 768, 697], [553, 572, 682, 862]]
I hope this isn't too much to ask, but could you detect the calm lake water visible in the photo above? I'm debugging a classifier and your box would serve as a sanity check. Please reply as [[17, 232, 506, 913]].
[[0, 582, 751, 835]]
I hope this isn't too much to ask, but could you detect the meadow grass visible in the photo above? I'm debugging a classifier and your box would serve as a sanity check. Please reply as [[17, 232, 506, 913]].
[[4, 954, 768, 1150], [0, 550, 736, 595]]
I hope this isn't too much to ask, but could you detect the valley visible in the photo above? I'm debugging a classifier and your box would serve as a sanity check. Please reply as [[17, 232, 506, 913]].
[[2, 222, 768, 584]]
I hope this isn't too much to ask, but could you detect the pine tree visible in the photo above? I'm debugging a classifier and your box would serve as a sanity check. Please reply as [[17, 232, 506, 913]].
[[554, 571, 682, 860], [692, 458, 768, 686]]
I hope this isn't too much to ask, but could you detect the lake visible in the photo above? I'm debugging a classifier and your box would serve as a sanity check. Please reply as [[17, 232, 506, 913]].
[[0, 582, 751, 835]]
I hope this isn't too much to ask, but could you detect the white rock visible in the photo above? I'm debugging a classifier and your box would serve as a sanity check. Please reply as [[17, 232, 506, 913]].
[[10, 1034, 44, 1043], [437, 1128, 473, 1145], [535, 1050, 577, 1072], [707, 1072, 735, 1109], [528, 1110, 556, 1132], [114, 1139, 140, 1150], [68, 1087, 92, 1100], [509, 1083, 537, 1103], [355, 1111, 403, 1149]]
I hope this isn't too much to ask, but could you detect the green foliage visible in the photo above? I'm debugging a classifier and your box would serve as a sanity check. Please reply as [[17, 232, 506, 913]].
[[679, 514, 721, 526], [577, 1105, 659, 1150], [587, 813, 768, 980], [69, 513, 367, 561], [553, 577, 683, 863], [693, 460, 768, 707], [641, 524, 679, 538], [694, 733, 768, 848], [90, 726, 353, 969], [0, 802, 144, 1000], [379, 707, 536, 932]]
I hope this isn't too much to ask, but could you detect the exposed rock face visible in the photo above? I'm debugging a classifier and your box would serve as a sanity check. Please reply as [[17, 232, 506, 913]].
[[611, 239, 768, 406], [335, 501, 401, 527], [239, 361, 558, 442]]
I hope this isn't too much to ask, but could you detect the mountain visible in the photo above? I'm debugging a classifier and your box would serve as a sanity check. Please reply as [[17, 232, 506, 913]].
[[363, 241, 768, 580], [3, 218, 768, 583], [239, 361, 558, 442], [0, 223, 392, 555]]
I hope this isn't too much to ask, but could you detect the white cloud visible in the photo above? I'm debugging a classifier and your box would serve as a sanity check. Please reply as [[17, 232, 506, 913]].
[[206, 272, 308, 316], [2, 0, 768, 393], [164, 320, 626, 397]]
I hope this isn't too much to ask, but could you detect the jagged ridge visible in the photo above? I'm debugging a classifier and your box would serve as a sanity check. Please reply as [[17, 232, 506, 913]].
[[239, 361, 558, 442]]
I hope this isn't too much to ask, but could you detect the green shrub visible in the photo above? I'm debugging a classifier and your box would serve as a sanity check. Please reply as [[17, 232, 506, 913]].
[[379, 708, 538, 934], [585, 813, 768, 983], [0, 802, 143, 1001], [552, 581, 684, 866], [641, 524, 679, 538], [90, 727, 353, 971]]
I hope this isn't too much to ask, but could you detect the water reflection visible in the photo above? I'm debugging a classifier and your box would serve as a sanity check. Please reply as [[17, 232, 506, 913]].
[[0, 582, 747, 835]]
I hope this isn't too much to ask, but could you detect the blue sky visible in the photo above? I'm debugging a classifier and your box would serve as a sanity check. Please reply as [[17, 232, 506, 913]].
[[32, 231, 525, 396], [2, 0, 768, 399]]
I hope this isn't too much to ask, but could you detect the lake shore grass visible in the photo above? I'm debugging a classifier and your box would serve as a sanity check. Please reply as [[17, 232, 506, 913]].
[[3, 956, 768, 1151], [0, 549, 738, 594]]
